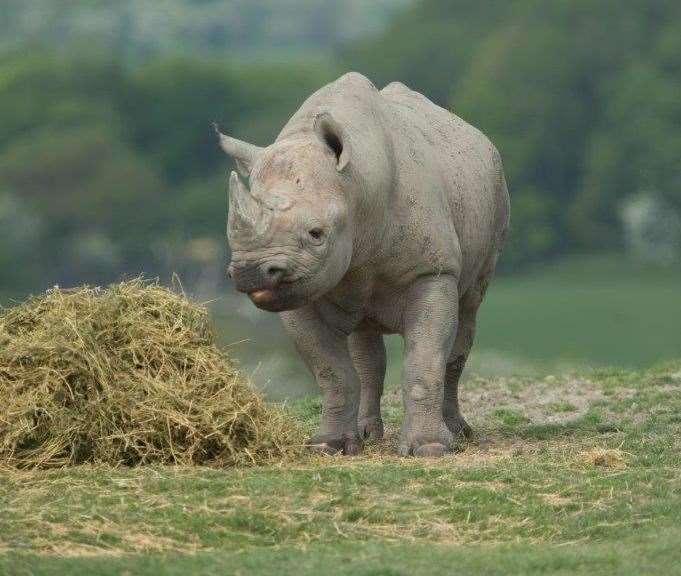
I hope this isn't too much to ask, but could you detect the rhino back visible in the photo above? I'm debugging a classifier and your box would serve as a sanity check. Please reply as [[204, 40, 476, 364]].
[[379, 81, 509, 291]]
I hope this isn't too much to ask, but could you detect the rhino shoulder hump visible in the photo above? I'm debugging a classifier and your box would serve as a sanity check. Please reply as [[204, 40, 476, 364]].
[[381, 81, 409, 94], [335, 71, 378, 92]]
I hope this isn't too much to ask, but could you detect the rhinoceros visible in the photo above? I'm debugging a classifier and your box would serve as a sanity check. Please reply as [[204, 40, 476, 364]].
[[218, 72, 509, 457]]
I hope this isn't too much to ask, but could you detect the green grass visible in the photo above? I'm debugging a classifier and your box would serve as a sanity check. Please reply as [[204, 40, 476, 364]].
[[474, 255, 681, 370], [2, 362, 681, 575]]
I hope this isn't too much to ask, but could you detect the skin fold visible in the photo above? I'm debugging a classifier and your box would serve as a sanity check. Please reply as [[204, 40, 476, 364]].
[[218, 72, 510, 457]]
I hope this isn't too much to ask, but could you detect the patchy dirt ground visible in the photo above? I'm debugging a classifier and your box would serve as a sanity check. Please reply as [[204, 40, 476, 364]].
[[374, 368, 681, 457], [463, 375, 609, 425]]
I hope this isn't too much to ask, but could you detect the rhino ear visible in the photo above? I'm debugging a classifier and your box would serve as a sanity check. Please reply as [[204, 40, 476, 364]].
[[314, 112, 350, 172], [214, 123, 263, 178]]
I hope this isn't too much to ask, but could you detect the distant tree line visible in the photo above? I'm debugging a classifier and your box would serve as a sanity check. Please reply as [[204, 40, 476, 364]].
[[345, 0, 681, 267], [0, 53, 337, 293]]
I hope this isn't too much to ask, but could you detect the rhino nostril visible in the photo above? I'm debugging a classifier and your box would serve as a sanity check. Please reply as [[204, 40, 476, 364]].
[[264, 264, 288, 287], [266, 265, 286, 279]]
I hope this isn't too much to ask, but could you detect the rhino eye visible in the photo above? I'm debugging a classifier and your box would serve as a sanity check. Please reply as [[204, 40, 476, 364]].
[[308, 228, 324, 242]]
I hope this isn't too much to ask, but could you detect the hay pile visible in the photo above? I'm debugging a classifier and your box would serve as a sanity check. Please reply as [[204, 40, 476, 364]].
[[0, 280, 301, 468]]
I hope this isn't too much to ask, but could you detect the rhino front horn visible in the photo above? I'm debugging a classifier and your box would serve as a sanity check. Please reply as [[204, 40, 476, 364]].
[[215, 123, 263, 177], [228, 171, 270, 236]]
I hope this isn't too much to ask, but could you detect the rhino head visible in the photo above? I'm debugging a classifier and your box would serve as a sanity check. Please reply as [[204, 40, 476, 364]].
[[217, 113, 354, 312]]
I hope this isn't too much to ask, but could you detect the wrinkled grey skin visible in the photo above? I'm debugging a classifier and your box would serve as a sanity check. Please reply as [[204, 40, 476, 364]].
[[218, 72, 509, 457]]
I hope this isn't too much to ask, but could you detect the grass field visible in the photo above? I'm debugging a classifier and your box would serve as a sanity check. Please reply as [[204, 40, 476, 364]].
[[473, 256, 681, 371], [3, 362, 681, 575]]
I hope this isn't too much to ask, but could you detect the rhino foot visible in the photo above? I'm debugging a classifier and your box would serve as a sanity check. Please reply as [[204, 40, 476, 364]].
[[398, 422, 454, 458], [306, 433, 363, 456], [358, 416, 384, 441]]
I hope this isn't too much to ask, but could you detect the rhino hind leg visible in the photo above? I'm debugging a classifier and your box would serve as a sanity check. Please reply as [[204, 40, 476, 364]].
[[443, 296, 479, 439], [349, 329, 386, 440], [444, 344, 474, 440], [444, 257, 498, 438]]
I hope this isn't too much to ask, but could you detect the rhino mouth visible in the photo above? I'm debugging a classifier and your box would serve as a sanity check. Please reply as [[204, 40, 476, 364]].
[[248, 288, 276, 306], [246, 281, 309, 312]]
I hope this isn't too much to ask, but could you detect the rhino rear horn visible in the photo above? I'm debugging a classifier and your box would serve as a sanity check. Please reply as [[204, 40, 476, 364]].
[[215, 123, 263, 177], [313, 112, 350, 172]]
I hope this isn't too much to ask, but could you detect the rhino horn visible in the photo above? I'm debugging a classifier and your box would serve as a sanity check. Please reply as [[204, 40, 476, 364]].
[[228, 171, 270, 236], [215, 123, 263, 177]]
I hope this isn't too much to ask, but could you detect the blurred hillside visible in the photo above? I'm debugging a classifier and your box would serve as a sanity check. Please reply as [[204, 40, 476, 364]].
[[0, 0, 410, 63], [347, 0, 681, 268], [0, 0, 679, 299]]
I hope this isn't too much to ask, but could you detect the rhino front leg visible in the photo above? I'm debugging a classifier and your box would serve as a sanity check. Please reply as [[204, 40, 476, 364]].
[[349, 329, 386, 440], [280, 306, 362, 455], [399, 276, 459, 457]]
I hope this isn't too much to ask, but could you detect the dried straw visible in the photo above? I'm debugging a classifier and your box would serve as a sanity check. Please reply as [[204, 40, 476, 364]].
[[0, 279, 302, 468]]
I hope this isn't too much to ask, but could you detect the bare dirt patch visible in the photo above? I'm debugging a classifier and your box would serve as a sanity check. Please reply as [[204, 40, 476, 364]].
[[461, 375, 607, 426], [540, 493, 574, 507], [577, 448, 627, 469]]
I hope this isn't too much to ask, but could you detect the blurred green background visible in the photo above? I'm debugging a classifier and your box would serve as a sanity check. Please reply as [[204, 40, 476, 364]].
[[1, 0, 679, 397]]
